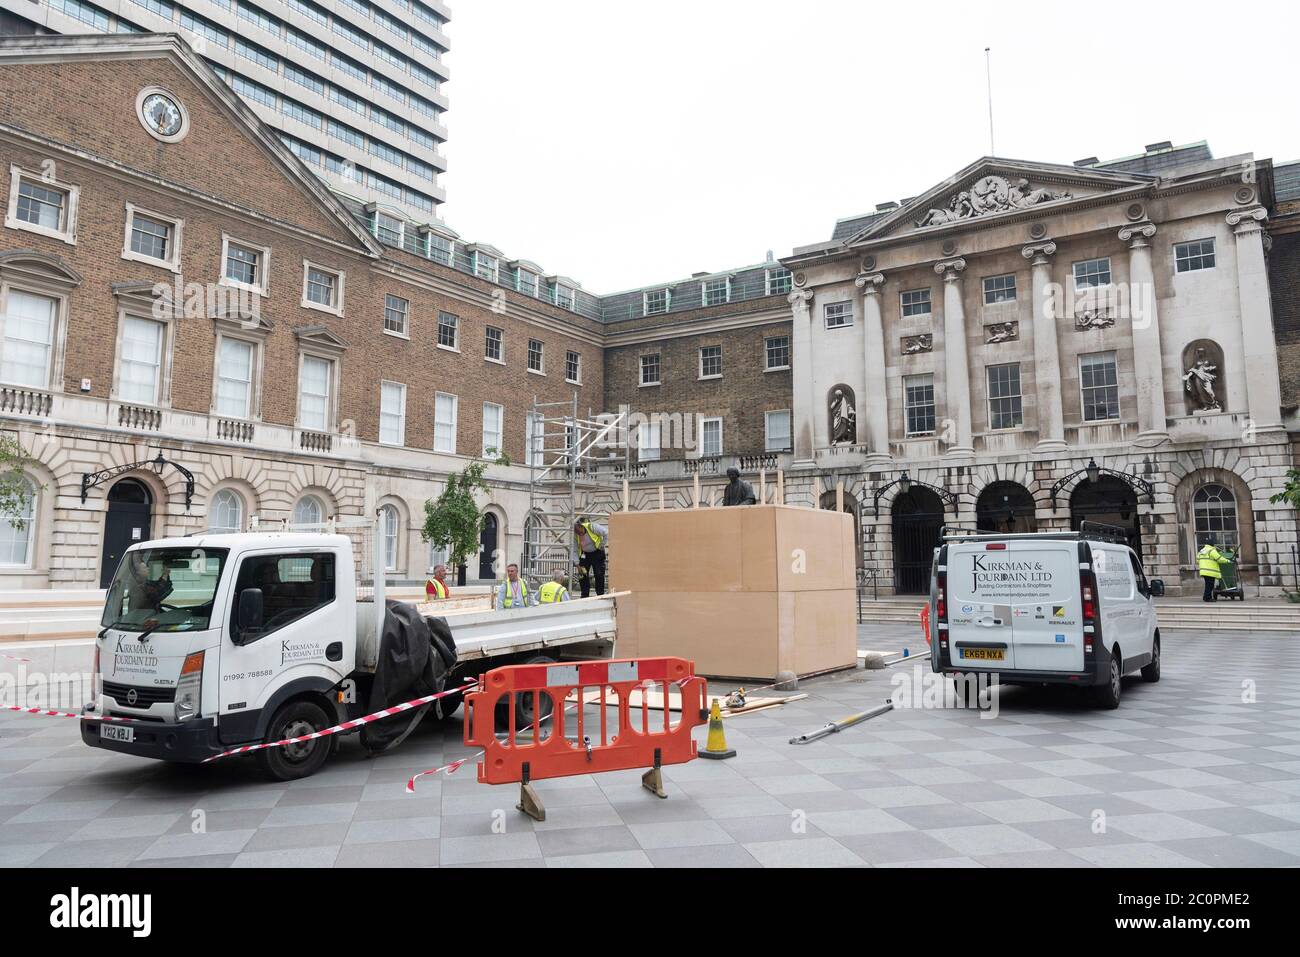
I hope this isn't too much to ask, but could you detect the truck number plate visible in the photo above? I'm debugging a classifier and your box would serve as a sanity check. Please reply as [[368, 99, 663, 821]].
[[961, 648, 1005, 661], [101, 724, 134, 743]]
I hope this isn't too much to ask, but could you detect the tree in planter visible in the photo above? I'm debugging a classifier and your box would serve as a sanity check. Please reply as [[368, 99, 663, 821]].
[[0, 434, 36, 533], [421, 454, 510, 586]]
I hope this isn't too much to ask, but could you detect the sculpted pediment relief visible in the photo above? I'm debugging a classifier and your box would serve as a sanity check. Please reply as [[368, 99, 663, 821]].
[[840, 159, 1154, 246], [915, 175, 1072, 227]]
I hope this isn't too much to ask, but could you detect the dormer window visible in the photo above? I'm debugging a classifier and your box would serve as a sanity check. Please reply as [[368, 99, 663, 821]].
[[372, 211, 403, 245], [474, 251, 499, 282], [702, 277, 730, 306], [644, 288, 670, 316]]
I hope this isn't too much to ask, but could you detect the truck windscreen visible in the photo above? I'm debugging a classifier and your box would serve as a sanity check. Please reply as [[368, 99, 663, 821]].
[[101, 547, 229, 633]]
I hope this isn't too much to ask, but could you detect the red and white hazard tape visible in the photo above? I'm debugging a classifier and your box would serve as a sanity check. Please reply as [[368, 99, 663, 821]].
[[405, 752, 482, 793], [2, 703, 133, 722], [200, 678, 476, 764], [0, 653, 33, 662]]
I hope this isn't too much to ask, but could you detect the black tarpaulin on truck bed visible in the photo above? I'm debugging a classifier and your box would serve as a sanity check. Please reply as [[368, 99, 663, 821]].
[[359, 600, 456, 753]]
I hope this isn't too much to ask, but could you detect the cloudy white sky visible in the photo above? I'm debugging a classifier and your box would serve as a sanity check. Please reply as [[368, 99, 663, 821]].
[[440, 0, 1300, 293]]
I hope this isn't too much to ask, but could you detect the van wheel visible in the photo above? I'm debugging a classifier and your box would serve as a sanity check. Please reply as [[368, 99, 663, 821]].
[[256, 700, 333, 781], [1092, 653, 1122, 710], [1141, 636, 1161, 683]]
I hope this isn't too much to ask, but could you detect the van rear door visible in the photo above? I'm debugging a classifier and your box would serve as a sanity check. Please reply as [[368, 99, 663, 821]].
[[945, 542, 1015, 670], [1005, 540, 1084, 672]]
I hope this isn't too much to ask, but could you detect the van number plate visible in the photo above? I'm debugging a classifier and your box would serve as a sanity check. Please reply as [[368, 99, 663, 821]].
[[101, 724, 134, 743], [961, 648, 1005, 661]]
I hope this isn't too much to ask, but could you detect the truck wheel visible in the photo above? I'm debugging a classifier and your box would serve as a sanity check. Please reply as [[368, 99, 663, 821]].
[[497, 655, 555, 734], [1092, 652, 1122, 710], [256, 700, 333, 781], [431, 689, 464, 723], [1141, 636, 1161, 683]]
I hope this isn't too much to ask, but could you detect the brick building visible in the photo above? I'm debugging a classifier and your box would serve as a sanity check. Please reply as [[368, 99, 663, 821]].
[[2, 33, 1300, 599]]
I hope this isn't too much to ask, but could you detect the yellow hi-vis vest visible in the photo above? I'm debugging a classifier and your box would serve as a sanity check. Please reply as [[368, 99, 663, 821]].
[[500, 579, 530, 607], [576, 521, 604, 550], [425, 577, 448, 599], [1198, 544, 1226, 579], [539, 580, 568, 604]]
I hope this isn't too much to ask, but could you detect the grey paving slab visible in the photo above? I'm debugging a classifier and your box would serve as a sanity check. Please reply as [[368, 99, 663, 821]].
[[742, 837, 866, 867], [629, 819, 734, 849]]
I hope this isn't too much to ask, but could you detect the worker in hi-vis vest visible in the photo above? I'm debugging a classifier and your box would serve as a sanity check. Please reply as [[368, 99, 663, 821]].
[[573, 517, 608, 599], [425, 563, 450, 600], [538, 572, 571, 604], [496, 563, 536, 610], [1197, 541, 1227, 603]]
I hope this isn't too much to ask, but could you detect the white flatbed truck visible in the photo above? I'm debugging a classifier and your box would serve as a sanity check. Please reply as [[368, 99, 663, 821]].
[[80, 530, 616, 779]]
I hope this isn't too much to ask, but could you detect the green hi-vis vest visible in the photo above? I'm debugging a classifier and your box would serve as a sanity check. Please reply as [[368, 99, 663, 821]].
[[577, 521, 604, 549], [1197, 544, 1225, 579], [500, 579, 530, 607], [539, 581, 568, 604]]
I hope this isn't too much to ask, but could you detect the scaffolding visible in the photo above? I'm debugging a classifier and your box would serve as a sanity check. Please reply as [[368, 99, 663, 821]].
[[523, 394, 627, 590]]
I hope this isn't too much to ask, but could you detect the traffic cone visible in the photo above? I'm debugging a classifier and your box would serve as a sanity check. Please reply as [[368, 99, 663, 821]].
[[699, 698, 736, 760]]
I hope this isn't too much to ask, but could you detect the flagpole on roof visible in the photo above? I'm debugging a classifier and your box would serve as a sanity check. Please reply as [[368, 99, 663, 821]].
[[985, 47, 996, 156]]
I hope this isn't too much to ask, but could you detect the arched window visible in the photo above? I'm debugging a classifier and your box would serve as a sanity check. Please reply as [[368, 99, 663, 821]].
[[209, 488, 243, 534], [0, 478, 36, 566], [380, 504, 400, 571], [428, 540, 449, 571], [1193, 484, 1238, 549], [293, 495, 324, 526]]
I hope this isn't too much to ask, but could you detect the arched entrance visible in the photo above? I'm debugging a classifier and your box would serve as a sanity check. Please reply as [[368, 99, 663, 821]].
[[976, 481, 1038, 534], [1070, 476, 1142, 556], [892, 486, 944, 595], [478, 511, 499, 580], [100, 478, 153, 588]]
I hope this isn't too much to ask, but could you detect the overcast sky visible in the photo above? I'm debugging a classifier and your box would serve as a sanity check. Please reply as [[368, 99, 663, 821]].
[[440, 0, 1300, 294]]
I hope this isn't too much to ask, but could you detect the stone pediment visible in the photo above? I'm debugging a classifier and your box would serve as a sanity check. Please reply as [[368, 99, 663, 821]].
[[913, 175, 1075, 227], [843, 159, 1155, 246]]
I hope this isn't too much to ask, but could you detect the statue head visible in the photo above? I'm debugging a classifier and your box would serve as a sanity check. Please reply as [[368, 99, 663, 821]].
[[726, 467, 740, 481]]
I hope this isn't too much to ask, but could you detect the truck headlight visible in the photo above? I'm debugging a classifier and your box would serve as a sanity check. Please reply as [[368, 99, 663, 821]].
[[174, 651, 204, 720]]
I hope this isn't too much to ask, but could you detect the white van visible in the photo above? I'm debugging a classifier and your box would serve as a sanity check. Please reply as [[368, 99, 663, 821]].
[[929, 523, 1164, 708]]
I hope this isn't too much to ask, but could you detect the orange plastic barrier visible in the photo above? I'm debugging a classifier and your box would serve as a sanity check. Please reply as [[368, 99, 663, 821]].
[[464, 656, 707, 786], [920, 603, 931, 646]]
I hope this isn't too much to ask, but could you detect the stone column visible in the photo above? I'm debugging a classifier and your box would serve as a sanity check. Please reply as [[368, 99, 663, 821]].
[[935, 257, 973, 456], [1022, 241, 1066, 452], [788, 286, 817, 466], [854, 270, 890, 462], [1227, 206, 1284, 433], [1118, 223, 1169, 442]]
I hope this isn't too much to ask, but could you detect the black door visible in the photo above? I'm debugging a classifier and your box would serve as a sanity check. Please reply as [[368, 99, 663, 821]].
[[892, 487, 944, 595], [1070, 476, 1142, 557], [100, 479, 152, 588], [478, 512, 498, 580]]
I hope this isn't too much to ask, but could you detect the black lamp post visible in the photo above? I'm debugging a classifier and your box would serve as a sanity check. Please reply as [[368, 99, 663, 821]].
[[872, 470, 957, 518], [1085, 457, 1101, 484]]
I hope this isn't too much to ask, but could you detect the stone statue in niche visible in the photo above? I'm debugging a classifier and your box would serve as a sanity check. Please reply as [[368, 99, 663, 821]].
[[986, 321, 1018, 344], [830, 388, 857, 445], [915, 175, 1073, 227], [1183, 347, 1221, 412], [902, 334, 933, 354]]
